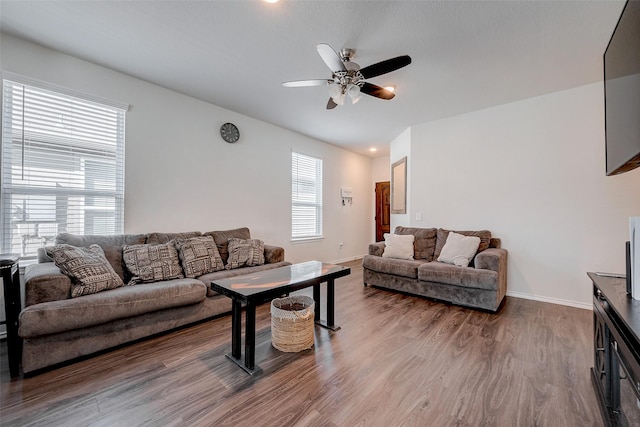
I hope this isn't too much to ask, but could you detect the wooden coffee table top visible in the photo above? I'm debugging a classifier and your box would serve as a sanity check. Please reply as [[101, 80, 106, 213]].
[[211, 260, 350, 303]]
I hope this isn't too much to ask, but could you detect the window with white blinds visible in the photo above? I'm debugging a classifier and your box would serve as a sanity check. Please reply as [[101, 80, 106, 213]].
[[291, 152, 323, 240], [1, 78, 126, 257]]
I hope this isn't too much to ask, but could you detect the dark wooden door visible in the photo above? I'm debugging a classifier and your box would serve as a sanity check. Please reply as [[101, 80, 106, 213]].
[[375, 181, 391, 242]]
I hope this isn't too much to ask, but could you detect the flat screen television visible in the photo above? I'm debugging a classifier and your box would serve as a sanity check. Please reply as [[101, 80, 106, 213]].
[[604, 0, 640, 176]]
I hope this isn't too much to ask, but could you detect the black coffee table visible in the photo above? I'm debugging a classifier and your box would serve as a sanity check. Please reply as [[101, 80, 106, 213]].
[[211, 261, 351, 375]]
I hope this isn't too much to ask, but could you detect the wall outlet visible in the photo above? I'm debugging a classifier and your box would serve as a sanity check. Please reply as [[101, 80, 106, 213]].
[[339, 242, 344, 248], [416, 212, 422, 221]]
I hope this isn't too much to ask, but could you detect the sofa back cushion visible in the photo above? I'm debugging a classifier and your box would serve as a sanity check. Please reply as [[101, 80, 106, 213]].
[[55, 233, 146, 282], [434, 228, 492, 260], [393, 226, 437, 261], [145, 231, 202, 245], [203, 227, 251, 265]]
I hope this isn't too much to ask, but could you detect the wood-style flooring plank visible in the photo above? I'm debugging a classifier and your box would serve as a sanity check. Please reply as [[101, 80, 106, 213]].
[[1, 260, 601, 426]]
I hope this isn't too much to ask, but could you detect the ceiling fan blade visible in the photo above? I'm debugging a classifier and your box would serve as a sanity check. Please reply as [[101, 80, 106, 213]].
[[326, 98, 338, 109], [282, 79, 332, 87], [360, 82, 396, 100], [317, 43, 346, 72], [359, 55, 412, 79]]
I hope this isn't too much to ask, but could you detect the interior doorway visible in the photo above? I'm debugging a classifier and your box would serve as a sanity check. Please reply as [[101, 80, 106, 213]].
[[375, 181, 391, 242]]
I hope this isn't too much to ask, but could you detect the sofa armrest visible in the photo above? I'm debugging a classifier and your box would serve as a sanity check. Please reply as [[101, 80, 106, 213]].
[[24, 263, 72, 307], [474, 248, 507, 272], [368, 242, 385, 257], [475, 248, 508, 302], [264, 244, 285, 264]]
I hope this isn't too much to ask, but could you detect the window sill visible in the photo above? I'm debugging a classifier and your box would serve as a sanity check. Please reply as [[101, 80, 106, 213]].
[[291, 237, 324, 244]]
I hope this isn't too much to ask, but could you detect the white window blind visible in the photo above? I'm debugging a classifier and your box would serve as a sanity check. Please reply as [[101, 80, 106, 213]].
[[291, 152, 323, 240], [1, 78, 125, 257]]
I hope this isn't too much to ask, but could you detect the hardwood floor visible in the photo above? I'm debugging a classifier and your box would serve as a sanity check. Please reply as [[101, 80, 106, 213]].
[[0, 260, 601, 426]]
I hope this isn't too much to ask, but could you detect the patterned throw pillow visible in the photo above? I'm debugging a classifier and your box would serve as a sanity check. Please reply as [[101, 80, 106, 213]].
[[47, 244, 124, 298], [174, 236, 224, 278], [122, 242, 184, 285], [225, 238, 265, 270]]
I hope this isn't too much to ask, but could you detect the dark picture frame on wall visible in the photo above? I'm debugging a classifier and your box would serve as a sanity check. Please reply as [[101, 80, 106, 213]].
[[391, 157, 407, 214]]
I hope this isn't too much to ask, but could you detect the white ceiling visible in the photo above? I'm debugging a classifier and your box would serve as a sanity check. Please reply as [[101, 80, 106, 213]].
[[0, 0, 626, 157]]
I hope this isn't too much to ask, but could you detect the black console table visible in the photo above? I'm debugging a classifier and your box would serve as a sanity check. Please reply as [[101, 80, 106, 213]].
[[1, 254, 21, 378], [589, 272, 640, 426]]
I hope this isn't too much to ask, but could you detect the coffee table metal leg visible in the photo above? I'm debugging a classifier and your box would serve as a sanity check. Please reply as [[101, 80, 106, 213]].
[[231, 298, 242, 359], [327, 278, 335, 327], [245, 301, 256, 370], [225, 299, 262, 376], [314, 280, 341, 331], [313, 284, 321, 322]]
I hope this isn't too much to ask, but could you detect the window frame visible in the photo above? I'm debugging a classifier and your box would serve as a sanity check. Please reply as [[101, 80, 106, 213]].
[[1, 75, 127, 258], [291, 151, 323, 241]]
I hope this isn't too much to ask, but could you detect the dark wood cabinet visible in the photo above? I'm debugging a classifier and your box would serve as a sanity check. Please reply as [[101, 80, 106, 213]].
[[590, 273, 640, 427]]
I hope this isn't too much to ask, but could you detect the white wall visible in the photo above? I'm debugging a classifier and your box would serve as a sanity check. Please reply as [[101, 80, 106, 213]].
[[390, 128, 412, 230], [370, 156, 390, 240], [0, 34, 372, 263], [371, 156, 390, 184], [407, 83, 640, 308]]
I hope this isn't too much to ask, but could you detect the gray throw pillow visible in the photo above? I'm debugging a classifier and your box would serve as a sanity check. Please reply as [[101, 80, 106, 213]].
[[225, 238, 265, 270], [174, 236, 224, 278], [122, 242, 184, 285], [47, 244, 124, 298]]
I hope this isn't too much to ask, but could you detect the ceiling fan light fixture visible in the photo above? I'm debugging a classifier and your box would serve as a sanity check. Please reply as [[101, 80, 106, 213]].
[[348, 84, 362, 104], [328, 84, 342, 99], [333, 92, 346, 106]]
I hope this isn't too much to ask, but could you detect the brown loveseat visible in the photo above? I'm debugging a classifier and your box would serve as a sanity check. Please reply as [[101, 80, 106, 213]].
[[362, 226, 507, 312], [19, 227, 289, 374]]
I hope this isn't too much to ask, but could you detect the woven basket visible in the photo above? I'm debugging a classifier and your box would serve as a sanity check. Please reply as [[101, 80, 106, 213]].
[[270, 295, 315, 352]]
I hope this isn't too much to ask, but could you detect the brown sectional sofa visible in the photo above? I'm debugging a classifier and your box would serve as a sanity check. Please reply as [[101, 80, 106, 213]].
[[19, 227, 290, 374], [362, 226, 507, 312]]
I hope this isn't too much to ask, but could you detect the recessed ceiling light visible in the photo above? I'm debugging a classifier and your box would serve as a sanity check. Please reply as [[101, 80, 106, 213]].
[[384, 85, 396, 93], [264, 0, 280, 3], [369, 147, 377, 152]]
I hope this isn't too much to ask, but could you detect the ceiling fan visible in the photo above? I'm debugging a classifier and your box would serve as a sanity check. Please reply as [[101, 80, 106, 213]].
[[282, 44, 412, 109]]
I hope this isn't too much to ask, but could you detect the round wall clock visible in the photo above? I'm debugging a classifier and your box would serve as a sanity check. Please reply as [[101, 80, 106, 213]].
[[220, 122, 240, 143]]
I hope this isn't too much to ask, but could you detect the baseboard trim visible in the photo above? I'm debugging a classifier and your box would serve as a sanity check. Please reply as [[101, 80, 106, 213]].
[[506, 290, 592, 311], [329, 255, 364, 265]]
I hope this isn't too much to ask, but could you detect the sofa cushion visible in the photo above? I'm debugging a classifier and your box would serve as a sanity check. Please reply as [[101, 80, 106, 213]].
[[418, 261, 498, 290], [434, 228, 491, 260], [394, 226, 437, 261], [145, 231, 202, 245], [46, 244, 125, 298], [225, 238, 265, 270], [123, 242, 184, 285], [199, 261, 292, 297], [203, 227, 251, 264], [382, 233, 415, 260], [174, 236, 224, 278], [437, 232, 481, 267], [362, 254, 425, 279], [18, 278, 206, 338], [55, 233, 146, 282]]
